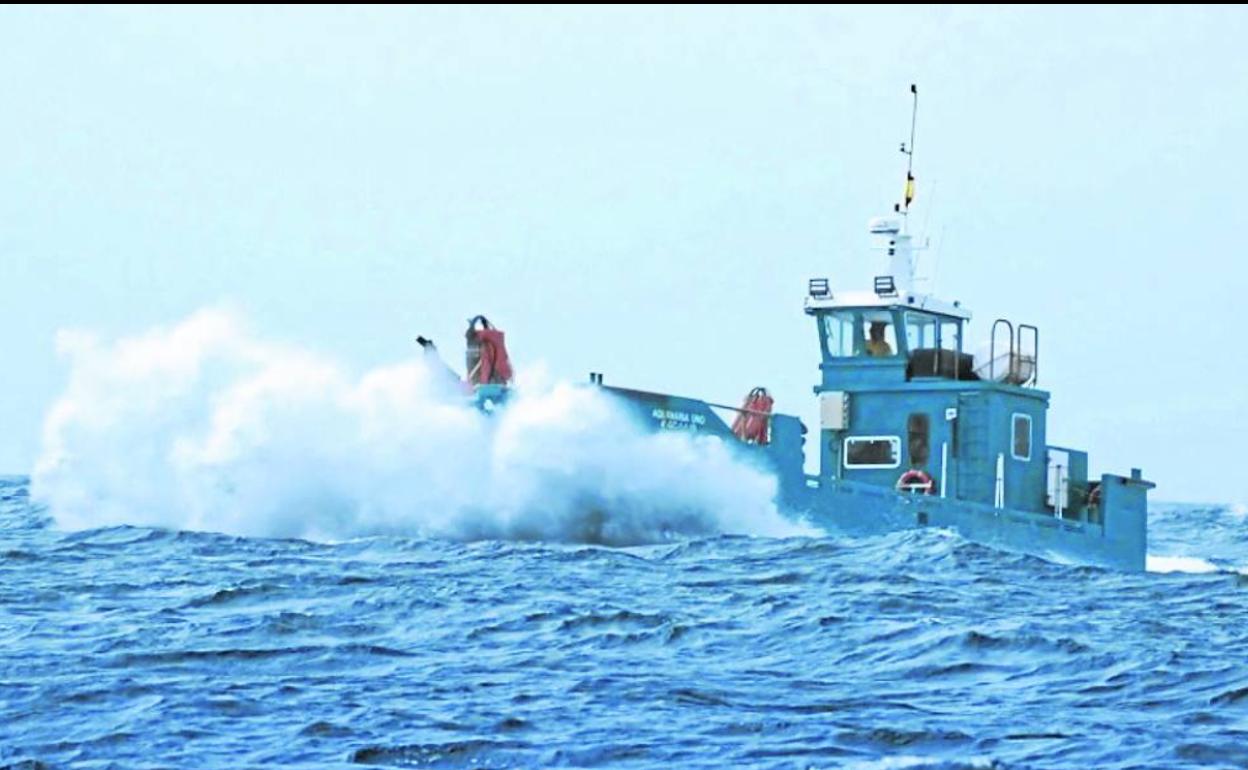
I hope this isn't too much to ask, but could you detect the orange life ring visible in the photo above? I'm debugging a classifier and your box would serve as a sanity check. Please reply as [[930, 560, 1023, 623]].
[[896, 468, 935, 495]]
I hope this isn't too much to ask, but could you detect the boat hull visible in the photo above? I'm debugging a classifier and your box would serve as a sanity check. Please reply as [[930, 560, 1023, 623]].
[[788, 478, 1146, 572], [597, 384, 1148, 572]]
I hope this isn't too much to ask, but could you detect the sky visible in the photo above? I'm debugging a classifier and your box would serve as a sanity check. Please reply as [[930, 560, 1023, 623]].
[[1, 6, 1246, 503]]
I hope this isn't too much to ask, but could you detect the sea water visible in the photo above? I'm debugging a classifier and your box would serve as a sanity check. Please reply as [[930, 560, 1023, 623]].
[[4, 311, 1248, 768], [3, 480, 1248, 769]]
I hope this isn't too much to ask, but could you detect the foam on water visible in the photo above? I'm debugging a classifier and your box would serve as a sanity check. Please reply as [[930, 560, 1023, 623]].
[[1145, 554, 1221, 574], [32, 309, 808, 545]]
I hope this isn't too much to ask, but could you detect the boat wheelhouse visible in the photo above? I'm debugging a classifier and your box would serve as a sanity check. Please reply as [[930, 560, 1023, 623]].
[[786, 211, 1152, 570]]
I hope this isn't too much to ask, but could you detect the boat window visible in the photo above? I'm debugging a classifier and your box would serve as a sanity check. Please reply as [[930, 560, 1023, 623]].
[[823, 314, 857, 357], [823, 312, 897, 358], [908, 413, 930, 466], [939, 320, 961, 352], [861, 314, 897, 357], [1012, 413, 1032, 461], [844, 436, 901, 468], [905, 312, 937, 352]]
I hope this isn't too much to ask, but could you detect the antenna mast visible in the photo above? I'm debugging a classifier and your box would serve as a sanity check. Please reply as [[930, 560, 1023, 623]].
[[898, 83, 918, 231]]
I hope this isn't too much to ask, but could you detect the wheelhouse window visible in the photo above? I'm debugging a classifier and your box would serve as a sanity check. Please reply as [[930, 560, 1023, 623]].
[[844, 436, 901, 468], [823, 314, 856, 357], [940, 320, 961, 352], [905, 312, 967, 380], [905, 312, 937, 352], [1012, 413, 1032, 461], [862, 315, 897, 357], [823, 311, 897, 358], [905, 312, 962, 354]]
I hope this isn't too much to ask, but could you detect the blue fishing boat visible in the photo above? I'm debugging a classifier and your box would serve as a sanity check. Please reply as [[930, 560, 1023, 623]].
[[458, 87, 1152, 571], [582, 86, 1153, 571]]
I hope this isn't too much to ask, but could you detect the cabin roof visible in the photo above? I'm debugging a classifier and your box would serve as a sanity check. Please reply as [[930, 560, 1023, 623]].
[[804, 290, 972, 320]]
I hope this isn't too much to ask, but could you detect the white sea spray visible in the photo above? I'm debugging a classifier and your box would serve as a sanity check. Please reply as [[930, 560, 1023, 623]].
[[32, 308, 808, 544]]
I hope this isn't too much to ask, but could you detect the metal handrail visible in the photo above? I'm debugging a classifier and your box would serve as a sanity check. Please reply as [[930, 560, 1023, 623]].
[[989, 318, 1014, 382], [1018, 324, 1039, 386]]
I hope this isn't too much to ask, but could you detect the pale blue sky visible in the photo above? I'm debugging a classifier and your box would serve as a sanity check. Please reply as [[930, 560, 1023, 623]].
[[2, 6, 1245, 502]]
